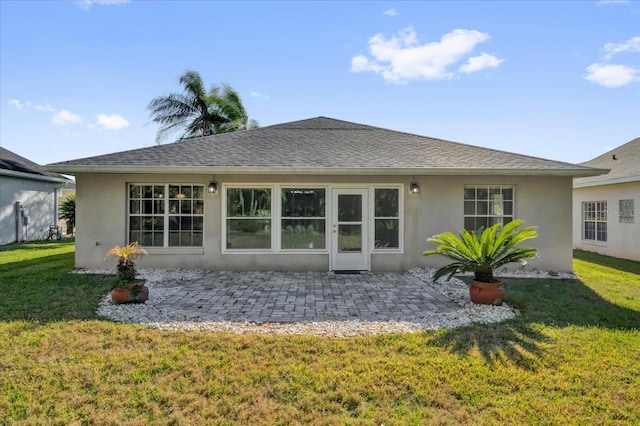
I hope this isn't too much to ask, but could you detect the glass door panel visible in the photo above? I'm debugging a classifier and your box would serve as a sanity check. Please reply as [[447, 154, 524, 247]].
[[331, 189, 369, 271], [338, 224, 362, 252]]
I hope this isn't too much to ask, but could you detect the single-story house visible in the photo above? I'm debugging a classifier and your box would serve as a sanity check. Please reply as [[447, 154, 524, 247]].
[[1, 147, 71, 245], [45, 117, 606, 272], [573, 137, 639, 261]]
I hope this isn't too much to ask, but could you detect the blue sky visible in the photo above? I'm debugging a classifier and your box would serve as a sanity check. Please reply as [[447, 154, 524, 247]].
[[1, 0, 638, 166]]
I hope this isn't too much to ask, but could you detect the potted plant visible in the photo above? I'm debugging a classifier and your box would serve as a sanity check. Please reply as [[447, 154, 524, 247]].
[[423, 219, 538, 305], [105, 242, 149, 304]]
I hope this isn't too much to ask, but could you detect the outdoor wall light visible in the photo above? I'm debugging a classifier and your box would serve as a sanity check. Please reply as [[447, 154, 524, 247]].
[[410, 182, 420, 194], [207, 180, 217, 194]]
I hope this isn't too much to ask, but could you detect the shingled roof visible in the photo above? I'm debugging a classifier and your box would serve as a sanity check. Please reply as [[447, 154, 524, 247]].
[[1, 147, 69, 182], [46, 116, 605, 177], [574, 137, 640, 187]]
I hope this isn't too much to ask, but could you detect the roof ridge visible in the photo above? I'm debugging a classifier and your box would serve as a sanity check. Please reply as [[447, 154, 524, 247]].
[[579, 137, 640, 165]]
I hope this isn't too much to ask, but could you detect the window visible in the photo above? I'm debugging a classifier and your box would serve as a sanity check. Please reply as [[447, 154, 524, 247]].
[[583, 201, 607, 242], [281, 188, 326, 249], [464, 185, 514, 231], [374, 188, 400, 249], [226, 188, 272, 249], [223, 185, 403, 253], [128, 184, 204, 247], [619, 199, 635, 224]]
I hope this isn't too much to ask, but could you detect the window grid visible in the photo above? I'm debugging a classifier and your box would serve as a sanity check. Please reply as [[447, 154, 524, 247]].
[[463, 185, 514, 232], [583, 201, 607, 242], [128, 184, 204, 248], [619, 199, 635, 224]]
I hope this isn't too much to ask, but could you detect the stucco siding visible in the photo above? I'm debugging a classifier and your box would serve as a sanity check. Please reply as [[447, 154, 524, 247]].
[[573, 182, 640, 261], [75, 173, 575, 273], [0, 175, 59, 245]]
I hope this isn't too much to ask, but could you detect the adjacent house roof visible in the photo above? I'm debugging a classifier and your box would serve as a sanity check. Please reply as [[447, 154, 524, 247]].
[[574, 137, 640, 188], [1, 147, 69, 183], [46, 117, 606, 177]]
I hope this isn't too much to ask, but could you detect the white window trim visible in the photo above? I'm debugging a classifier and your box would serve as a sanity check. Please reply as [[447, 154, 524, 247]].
[[221, 183, 404, 255], [127, 183, 205, 250], [222, 184, 276, 253], [582, 200, 608, 244], [463, 184, 516, 230], [371, 184, 404, 254], [278, 185, 330, 253]]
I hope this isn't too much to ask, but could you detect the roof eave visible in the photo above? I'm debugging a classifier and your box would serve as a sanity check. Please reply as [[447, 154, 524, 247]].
[[0, 168, 70, 183], [573, 174, 640, 188], [42, 165, 610, 177]]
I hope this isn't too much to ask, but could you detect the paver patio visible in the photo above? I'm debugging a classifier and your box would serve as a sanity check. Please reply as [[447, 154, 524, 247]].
[[154, 271, 460, 323]]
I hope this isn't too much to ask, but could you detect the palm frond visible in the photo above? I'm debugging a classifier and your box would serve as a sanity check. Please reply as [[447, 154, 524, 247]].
[[147, 71, 253, 143], [424, 220, 538, 282]]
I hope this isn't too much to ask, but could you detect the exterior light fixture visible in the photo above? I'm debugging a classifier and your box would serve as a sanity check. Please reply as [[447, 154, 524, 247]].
[[207, 180, 217, 194], [410, 178, 420, 194]]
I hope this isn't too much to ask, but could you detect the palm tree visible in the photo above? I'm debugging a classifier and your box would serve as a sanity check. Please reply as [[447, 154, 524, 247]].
[[215, 84, 259, 133], [148, 70, 258, 143], [59, 194, 75, 236]]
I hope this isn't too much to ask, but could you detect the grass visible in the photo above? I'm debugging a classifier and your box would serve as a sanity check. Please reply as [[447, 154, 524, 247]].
[[1, 241, 639, 424]]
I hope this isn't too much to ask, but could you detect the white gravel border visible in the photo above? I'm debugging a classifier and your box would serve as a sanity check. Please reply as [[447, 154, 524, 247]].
[[81, 267, 575, 337]]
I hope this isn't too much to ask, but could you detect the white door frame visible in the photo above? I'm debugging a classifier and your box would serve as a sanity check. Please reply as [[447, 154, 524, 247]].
[[330, 188, 369, 271]]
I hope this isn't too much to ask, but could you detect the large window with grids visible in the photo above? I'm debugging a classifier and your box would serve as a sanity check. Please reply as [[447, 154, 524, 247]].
[[128, 184, 204, 247], [463, 185, 514, 231], [583, 201, 607, 242]]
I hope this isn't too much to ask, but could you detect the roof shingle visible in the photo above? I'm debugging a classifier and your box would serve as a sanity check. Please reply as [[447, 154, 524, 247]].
[[574, 137, 640, 186], [46, 117, 605, 176], [1, 147, 69, 181]]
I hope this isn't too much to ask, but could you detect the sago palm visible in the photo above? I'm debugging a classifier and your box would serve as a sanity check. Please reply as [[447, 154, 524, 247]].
[[423, 219, 539, 283]]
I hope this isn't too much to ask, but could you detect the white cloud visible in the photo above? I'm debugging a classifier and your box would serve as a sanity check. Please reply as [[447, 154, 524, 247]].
[[459, 53, 504, 73], [584, 63, 638, 87], [603, 36, 640, 59], [33, 103, 56, 112], [351, 27, 502, 83], [8, 99, 31, 110], [76, 0, 130, 10], [95, 114, 130, 130], [8, 99, 57, 112], [52, 110, 82, 126], [384, 9, 397, 17], [250, 91, 270, 100], [597, 0, 630, 5]]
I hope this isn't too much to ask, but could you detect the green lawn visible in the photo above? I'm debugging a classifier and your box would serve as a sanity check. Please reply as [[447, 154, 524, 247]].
[[1, 241, 639, 425]]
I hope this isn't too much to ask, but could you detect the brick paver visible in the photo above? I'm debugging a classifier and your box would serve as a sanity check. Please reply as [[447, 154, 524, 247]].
[[155, 271, 459, 323]]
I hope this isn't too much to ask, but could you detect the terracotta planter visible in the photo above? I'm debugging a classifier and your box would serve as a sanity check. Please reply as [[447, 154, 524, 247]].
[[470, 281, 505, 305], [110, 282, 148, 304]]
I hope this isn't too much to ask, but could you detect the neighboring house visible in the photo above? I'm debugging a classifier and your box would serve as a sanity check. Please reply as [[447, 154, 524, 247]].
[[45, 117, 606, 273], [0, 147, 70, 245], [573, 138, 640, 261]]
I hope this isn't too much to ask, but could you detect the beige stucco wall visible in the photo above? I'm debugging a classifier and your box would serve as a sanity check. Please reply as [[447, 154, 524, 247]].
[[573, 182, 640, 261], [75, 173, 575, 273]]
